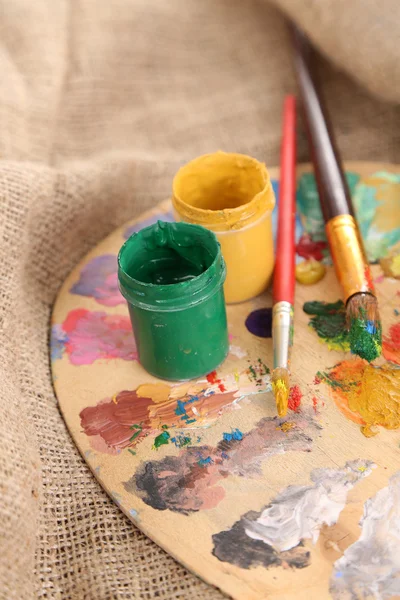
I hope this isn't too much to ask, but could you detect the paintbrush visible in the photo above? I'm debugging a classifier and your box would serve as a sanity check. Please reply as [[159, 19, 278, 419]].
[[271, 95, 296, 417], [291, 24, 382, 362]]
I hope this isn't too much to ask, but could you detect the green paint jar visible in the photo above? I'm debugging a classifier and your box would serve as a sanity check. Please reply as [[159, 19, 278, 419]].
[[118, 220, 228, 381]]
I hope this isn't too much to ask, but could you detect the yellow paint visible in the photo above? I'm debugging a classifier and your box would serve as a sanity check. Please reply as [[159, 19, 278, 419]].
[[172, 152, 275, 303], [364, 174, 400, 232], [295, 259, 326, 285], [277, 421, 295, 432], [347, 364, 400, 437], [380, 251, 400, 279], [272, 375, 289, 417], [136, 383, 171, 404]]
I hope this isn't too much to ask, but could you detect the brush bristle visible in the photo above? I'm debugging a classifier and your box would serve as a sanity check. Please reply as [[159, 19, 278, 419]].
[[271, 367, 290, 417], [346, 293, 382, 362]]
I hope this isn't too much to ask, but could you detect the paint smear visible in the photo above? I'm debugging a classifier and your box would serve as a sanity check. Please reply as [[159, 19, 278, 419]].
[[288, 385, 302, 412], [229, 345, 248, 359], [382, 322, 400, 365], [244, 459, 374, 552], [318, 358, 400, 436], [296, 233, 328, 261], [129, 410, 321, 513], [245, 308, 272, 338], [52, 308, 137, 365], [380, 252, 400, 279], [212, 514, 310, 571], [70, 254, 124, 306], [303, 300, 350, 352], [352, 172, 400, 263], [80, 364, 271, 452], [136, 383, 170, 404], [124, 210, 175, 239], [330, 470, 400, 600]]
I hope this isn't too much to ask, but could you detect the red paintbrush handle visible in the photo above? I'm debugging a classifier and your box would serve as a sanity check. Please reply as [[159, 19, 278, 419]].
[[273, 95, 296, 305]]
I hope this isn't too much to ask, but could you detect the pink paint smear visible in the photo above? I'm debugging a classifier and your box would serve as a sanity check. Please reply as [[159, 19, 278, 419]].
[[53, 308, 137, 365]]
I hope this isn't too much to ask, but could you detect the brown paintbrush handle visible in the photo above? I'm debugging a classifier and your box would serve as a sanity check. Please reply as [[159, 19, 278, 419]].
[[290, 23, 355, 221]]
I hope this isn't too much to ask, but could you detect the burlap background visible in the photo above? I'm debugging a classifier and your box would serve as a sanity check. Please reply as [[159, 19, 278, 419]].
[[0, 1, 399, 598]]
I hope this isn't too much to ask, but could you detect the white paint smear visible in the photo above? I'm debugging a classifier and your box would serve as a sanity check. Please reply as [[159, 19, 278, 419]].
[[244, 459, 374, 552], [330, 470, 400, 600], [229, 345, 248, 359]]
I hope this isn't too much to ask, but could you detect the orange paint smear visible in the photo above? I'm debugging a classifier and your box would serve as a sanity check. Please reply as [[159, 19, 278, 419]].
[[319, 358, 400, 435], [382, 322, 400, 365]]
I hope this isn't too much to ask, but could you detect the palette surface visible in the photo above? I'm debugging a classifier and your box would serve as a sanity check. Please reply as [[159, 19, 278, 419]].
[[51, 162, 400, 600]]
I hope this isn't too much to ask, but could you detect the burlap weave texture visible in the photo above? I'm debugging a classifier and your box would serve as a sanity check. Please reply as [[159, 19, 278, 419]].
[[0, 1, 399, 599]]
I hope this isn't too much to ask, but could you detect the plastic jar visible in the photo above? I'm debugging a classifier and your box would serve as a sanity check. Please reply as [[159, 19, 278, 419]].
[[118, 220, 228, 381], [172, 151, 276, 303]]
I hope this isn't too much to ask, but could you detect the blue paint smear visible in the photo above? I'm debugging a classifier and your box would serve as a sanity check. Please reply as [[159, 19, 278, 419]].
[[175, 400, 186, 416], [124, 210, 175, 239], [365, 320, 376, 334], [198, 456, 213, 466], [50, 324, 68, 361], [223, 428, 243, 442]]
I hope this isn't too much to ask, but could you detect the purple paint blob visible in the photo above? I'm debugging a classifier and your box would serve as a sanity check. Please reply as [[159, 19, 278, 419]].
[[70, 254, 124, 307], [245, 308, 273, 338]]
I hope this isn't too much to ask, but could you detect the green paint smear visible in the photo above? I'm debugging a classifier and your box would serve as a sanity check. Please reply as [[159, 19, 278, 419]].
[[348, 314, 382, 363], [153, 430, 170, 449], [316, 369, 357, 391], [297, 172, 360, 242], [297, 171, 400, 263], [303, 300, 350, 352]]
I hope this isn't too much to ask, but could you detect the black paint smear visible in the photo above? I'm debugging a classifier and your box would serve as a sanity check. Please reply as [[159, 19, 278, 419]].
[[245, 308, 273, 338], [212, 509, 311, 570]]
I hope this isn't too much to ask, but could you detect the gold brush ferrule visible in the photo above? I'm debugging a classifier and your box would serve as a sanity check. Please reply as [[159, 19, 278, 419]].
[[272, 301, 294, 370], [325, 214, 374, 302]]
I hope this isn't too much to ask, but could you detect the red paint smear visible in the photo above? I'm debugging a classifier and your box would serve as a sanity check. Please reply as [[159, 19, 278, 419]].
[[364, 266, 375, 293], [314, 374, 322, 385], [296, 234, 327, 261], [312, 396, 318, 413], [288, 385, 302, 412], [207, 370, 226, 392], [383, 322, 400, 365]]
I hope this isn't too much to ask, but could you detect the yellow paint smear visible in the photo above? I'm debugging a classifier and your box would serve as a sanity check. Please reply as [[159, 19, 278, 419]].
[[277, 421, 295, 433], [347, 364, 400, 437], [272, 377, 289, 417], [136, 383, 171, 404], [380, 252, 400, 279]]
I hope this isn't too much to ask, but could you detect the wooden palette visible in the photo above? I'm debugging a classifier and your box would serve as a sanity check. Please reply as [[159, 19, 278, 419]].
[[51, 162, 400, 600]]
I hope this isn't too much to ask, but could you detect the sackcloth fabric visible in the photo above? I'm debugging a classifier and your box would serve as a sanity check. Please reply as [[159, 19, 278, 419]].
[[0, 1, 399, 598]]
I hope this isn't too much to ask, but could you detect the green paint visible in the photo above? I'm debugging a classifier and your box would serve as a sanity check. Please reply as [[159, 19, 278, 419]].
[[129, 423, 143, 442], [297, 172, 360, 241], [316, 369, 357, 391], [118, 221, 228, 380], [257, 358, 270, 375], [153, 430, 170, 449], [352, 171, 400, 262], [128, 449, 137, 456], [303, 300, 350, 352], [348, 314, 382, 362]]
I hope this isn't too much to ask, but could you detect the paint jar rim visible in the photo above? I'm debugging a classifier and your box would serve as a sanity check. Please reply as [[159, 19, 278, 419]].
[[118, 220, 226, 312], [172, 151, 275, 231]]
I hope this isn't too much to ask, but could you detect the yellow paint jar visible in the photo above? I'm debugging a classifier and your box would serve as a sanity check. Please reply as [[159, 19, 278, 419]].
[[172, 151, 275, 303]]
